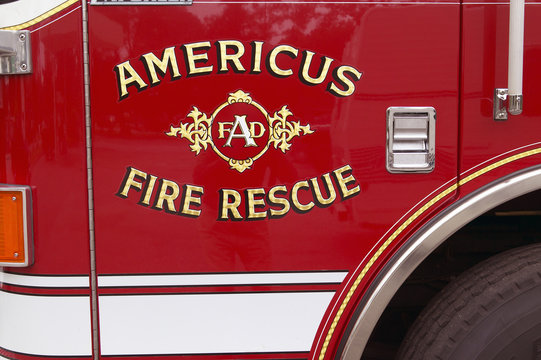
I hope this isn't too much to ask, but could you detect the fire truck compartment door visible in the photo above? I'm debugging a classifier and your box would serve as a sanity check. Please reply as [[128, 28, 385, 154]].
[[88, 1, 459, 356]]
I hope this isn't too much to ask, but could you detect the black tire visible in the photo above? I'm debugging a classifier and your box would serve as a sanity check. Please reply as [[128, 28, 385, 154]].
[[397, 243, 541, 360]]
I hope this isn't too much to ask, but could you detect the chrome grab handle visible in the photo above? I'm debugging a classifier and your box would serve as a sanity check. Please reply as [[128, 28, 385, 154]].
[[508, 0, 525, 115], [494, 0, 525, 120]]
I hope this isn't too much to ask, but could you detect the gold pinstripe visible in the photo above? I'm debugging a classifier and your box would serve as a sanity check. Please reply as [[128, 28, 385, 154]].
[[318, 147, 541, 360], [1, 0, 79, 30], [458, 148, 541, 186]]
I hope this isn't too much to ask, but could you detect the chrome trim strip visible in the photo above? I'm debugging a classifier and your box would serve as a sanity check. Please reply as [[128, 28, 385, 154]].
[[340, 165, 541, 360], [81, 0, 99, 358], [98, 272, 348, 288]]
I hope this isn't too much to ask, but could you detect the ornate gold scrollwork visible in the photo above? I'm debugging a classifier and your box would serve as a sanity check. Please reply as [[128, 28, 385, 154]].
[[166, 107, 212, 155], [269, 106, 314, 153], [166, 90, 314, 172]]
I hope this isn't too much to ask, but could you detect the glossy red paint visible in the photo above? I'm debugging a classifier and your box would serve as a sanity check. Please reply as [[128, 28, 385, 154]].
[[0, 5, 90, 275], [2, 0, 541, 359], [88, 2, 459, 358], [89, 2, 459, 275], [316, 2, 541, 358], [460, 3, 541, 173]]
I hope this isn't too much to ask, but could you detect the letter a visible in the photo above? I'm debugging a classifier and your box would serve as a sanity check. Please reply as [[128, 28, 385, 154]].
[[224, 115, 257, 147]]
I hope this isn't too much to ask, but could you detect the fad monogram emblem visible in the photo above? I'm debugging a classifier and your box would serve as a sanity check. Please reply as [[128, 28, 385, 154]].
[[166, 90, 314, 172]]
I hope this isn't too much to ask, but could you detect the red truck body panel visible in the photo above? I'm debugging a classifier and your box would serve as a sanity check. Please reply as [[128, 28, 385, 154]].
[[1, 0, 541, 359]]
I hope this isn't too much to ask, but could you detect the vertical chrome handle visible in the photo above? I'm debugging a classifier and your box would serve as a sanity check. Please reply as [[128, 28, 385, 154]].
[[508, 0, 525, 115], [494, 0, 525, 120]]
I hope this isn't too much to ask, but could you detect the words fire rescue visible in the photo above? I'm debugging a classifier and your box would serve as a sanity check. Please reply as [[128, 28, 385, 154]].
[[116, 165, 360, 220], [114, 40, 363, 100]]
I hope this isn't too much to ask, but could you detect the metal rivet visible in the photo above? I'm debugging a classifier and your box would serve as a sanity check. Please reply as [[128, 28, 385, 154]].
[[13, 253, 19, 258], [12, 196, 16, 201], [20, 63, 28, 71], [19, 33, 26, 42]]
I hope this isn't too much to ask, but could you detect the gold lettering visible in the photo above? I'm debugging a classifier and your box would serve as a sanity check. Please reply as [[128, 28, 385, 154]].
[[183, 41, 213, 76], [114, 41, 363, 100], [249, 122, 266, 138], [333, 165, 360, 200], [217, 40, 246, 73], [300, 51, 333, 85], [328, 65, 362, 97], [139, 174, 157, 206], [219, 189, 243, 220], [141, 47, 181, 85], [218, 122, 234, 139], [114, 61, 148, 100], [181, 184, 203, 217], [251, 41, 264, 73], [310, 173, 336, 207], [245, 188, 267, 220], [153, 179, 180, 213], [118, 167, 147, 198], [268, 45, 299, 78], [291, 180, 314, 213], [268, 185, 290, 218]]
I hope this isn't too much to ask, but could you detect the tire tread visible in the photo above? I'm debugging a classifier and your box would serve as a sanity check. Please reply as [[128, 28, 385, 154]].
[[396, 243, 541, 360]]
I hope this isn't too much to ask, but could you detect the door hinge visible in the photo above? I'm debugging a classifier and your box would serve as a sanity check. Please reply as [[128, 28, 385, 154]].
[[0, 30, 32, 75]]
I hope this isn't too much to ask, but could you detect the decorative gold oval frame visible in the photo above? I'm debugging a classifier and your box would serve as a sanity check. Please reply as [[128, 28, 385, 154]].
[[166, 89, 314, 173], [208, 90, 271, 172]]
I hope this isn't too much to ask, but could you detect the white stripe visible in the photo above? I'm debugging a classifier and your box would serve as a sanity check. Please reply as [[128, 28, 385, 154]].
[[98, 272, 347, 287], [0, 271, 346, 288], [0, 0, 70, 29], [30, 5, 81, 33], [0, 291, 92, 356], [0, 272, 89, 288], [99, 291, 334, 355]]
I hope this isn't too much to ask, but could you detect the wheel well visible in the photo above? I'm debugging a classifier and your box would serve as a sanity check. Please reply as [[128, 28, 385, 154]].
[[361, 189, 541, 360]]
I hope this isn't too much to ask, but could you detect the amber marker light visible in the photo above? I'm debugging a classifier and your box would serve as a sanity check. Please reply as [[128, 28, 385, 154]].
[[0, 186, 33, 267]]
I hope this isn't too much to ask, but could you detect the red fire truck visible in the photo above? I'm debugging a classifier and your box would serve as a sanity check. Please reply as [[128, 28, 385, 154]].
[[1, 0, 541, 359]]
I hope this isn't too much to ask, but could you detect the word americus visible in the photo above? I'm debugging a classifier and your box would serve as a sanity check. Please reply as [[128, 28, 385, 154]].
[[114, 40, 363, 100]]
